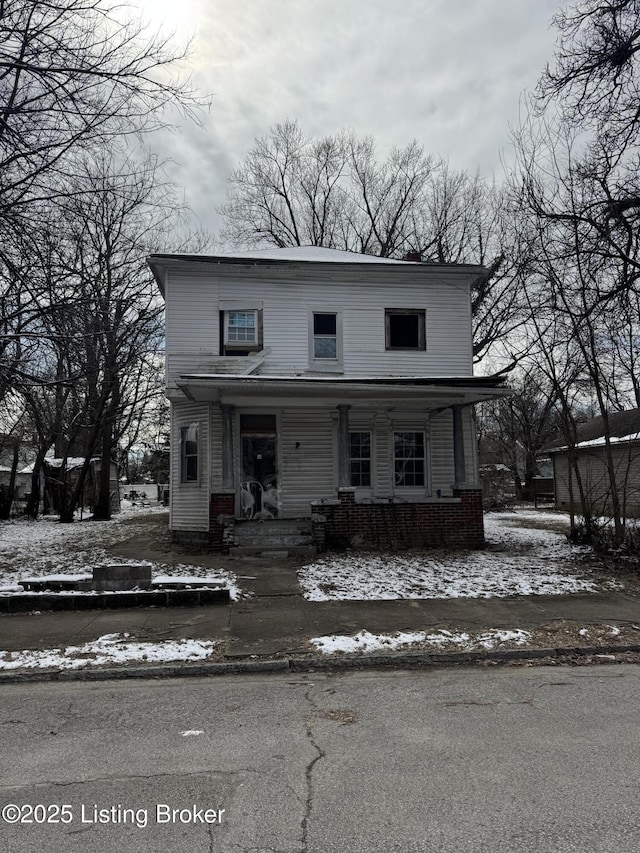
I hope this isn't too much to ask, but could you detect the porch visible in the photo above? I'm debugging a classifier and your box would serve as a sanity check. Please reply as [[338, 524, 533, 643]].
[[173, 373, 508, 551]]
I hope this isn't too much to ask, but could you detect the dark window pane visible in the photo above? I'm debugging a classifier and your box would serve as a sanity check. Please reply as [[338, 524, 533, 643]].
[[185, 456, 198, 481], [349, 432, 371, 487], [350, 461, 371, 487], [240, 414, 277, 432], [389, 313, 418, 347], [394, 432, 425, 486], [314, 313, 337, 335], [386, 310, 425, 350], [181, 424, 199, 482]]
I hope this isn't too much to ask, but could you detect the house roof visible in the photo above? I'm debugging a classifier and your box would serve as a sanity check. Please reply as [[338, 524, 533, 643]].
[[207, 246, 417, 264], [147, 246, 487, 295], [174, 373, 511, 407], [548, 408, 640, 452], [151, 246, 414, 265]]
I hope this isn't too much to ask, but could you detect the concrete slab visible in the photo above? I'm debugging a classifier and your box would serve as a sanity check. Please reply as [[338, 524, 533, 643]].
[[0, 606, 231, 652]]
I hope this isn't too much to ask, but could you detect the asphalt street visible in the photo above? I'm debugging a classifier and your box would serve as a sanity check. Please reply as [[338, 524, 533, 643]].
[[1, 665, 639, 852]]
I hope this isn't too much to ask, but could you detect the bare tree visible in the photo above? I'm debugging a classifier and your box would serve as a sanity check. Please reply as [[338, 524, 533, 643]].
[[221, 120, 527, 364], [538, 0, 640, 148], [220, 120, 435, 256], [0, 0, 204, 240], [479, 369, 563, 500], [47, 151, 193, 520], [509, 112, 640, 542], [3, 150, 202, 521], [0, 1, 208, 519]]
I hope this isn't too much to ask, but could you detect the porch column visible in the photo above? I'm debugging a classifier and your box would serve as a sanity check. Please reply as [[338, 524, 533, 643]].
[[221, 404, 235, 489], [337, 404, 351, 487], [452, 404, 466, 486]]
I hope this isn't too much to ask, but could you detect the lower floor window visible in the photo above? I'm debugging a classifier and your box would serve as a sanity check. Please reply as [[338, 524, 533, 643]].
[[180, 423, 199, 482], [350, 431, 371, 487], [394, 431, 425, 486]]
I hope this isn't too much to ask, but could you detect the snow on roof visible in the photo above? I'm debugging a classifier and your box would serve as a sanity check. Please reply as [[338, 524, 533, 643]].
[[551, 432, 640, 452], [45, 457, 92, 470], [547, 409, 640, 452], [214, 246, 413, 264]]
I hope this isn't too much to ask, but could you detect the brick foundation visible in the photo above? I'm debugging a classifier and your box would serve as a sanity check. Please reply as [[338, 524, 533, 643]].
[[311, 488, 484, 550], [209, 492, 236, 551]]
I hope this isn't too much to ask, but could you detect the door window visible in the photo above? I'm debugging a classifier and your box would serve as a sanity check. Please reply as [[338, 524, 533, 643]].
[[240, 431, 278, 518]]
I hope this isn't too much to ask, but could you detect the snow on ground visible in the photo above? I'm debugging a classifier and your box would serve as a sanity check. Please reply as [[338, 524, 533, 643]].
[[298, 510, 600, 602], [0, 506, 241, 600], [0, 633, 219, 670], [310, 628, 533, 655]]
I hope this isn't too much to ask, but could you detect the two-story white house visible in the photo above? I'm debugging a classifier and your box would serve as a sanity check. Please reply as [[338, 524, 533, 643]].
[[148, 246, 509, 551]]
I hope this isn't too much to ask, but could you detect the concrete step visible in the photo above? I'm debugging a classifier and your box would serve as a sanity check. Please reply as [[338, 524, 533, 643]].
[[235, 534, 313, 546], [233, 545, 316, 557], [233, 519, 314, 555]]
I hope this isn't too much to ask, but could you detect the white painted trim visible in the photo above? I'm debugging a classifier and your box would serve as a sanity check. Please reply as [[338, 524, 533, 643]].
[[307, 308, 344, 371]]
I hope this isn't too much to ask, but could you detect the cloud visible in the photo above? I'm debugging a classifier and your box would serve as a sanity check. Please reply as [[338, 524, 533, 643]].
[[150, 0, 563, 237]]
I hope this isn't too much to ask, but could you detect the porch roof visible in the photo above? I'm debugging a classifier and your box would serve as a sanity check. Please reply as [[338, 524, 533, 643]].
[[175, 373, 511, 408]]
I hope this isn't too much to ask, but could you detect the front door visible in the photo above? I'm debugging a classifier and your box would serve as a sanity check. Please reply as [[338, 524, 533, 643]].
[[240, 432, 278, 519]]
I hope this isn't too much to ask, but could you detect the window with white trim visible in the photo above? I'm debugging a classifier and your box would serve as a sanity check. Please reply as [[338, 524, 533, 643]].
[[220, 309, 262, 355], [394, 431, 425, 486], [180, 423, 199, 483], [226, 311, 257, 344], [313, 313, 338, 359], [350, 431, 371, 487]]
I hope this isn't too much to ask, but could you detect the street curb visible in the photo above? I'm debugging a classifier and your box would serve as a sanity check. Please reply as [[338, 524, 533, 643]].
[[1, 643, 640, 685], [289, 643, 640, 670], [0, 658, 289, 684]]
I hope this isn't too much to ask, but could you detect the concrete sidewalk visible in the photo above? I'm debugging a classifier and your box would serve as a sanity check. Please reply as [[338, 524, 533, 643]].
[[2, 554, 640, 676]]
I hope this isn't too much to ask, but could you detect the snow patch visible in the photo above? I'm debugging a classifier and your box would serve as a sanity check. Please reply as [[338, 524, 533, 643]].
[[299, 511, 598, 602], [0, 513, 241, 600], [0, 634, 219, 670], [310, 628, 533, 655]]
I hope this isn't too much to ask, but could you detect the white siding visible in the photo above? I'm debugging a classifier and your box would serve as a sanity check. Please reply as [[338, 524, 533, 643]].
[[164, 271, 220, 386], [553, 445, 640, 517], [430, 411, 455, 495], [279, 409, 335, 516], [210, 405, 223, 490], [170, 401, 211, 531], [162, 263, 475, 380]]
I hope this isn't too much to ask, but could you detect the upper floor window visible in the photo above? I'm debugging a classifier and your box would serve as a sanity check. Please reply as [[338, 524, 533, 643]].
[[220, 309, 262, 355], [385, 309, 426, 350], [180, 423, 199, 483], [313, 313, 338, 359], [394, 431, 425, 487], [226, 311, 257, 344]]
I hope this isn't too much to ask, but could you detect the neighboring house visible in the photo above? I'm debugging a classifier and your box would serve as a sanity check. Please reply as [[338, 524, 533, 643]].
[[148, 246, 509, 550], [43, 457, 121, 515], [0, 435, 36, 503], [548, 409, 640, 518]]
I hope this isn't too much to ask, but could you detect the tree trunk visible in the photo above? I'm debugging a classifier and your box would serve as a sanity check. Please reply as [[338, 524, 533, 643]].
[[25, 449, 48, 519], [92, 427, 114, 520], [0, 442, 18, 520]]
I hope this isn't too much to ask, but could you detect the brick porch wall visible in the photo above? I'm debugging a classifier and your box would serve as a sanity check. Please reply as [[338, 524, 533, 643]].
[[311, 488, 484, 550], [209, 492, 235, 551]]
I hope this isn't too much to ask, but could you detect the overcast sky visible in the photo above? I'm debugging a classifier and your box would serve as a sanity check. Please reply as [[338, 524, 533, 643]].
[[136, 0, 566, 242]]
